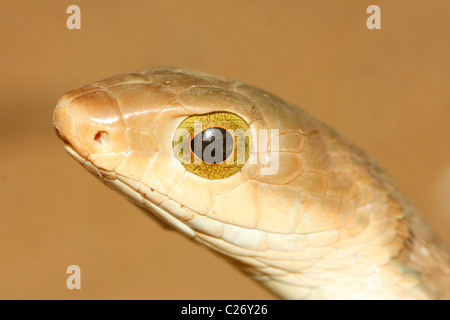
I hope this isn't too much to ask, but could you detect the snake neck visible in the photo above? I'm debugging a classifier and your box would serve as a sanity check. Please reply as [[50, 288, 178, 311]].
[[199, 147, 450, 299], [188, 125, 450, 299], [219, 201, 450, 300]]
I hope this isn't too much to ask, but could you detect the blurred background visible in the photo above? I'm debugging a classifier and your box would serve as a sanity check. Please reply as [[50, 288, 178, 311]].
[[0, 1, 448, 299]]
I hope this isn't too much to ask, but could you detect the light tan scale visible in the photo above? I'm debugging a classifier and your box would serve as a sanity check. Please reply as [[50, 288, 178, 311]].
[[53, 67, 450, 299]]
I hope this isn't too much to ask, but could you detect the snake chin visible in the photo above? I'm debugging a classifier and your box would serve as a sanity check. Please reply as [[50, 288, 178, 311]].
[[63, 142, 196, 238], [63, 143, 84, 163], [62, 143, 116, 181]]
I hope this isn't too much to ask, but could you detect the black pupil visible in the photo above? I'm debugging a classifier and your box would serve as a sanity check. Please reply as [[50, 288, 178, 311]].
[[191, 127, 234, 164]]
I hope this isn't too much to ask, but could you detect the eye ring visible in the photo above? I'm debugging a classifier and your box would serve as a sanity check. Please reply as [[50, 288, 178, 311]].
[[173, 112, 251, 179]]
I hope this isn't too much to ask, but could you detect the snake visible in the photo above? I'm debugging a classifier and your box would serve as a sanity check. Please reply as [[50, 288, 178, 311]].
[[53, 67, 450, 299]]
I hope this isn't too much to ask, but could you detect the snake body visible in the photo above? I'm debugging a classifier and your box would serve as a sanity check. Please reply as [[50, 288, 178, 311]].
[[53, 67, 450, 299]]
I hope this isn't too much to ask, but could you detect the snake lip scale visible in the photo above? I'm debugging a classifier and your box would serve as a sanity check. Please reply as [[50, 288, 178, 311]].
[[53, 67, 450, 300], [62, 141, 199, 239]]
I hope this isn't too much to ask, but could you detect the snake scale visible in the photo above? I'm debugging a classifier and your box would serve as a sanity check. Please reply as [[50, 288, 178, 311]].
[[53, 67, 450, 299]]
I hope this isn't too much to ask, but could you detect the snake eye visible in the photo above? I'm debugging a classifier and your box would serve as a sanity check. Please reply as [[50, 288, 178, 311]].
[[173, 112, 251, 179], [191, 127, 234, 164]]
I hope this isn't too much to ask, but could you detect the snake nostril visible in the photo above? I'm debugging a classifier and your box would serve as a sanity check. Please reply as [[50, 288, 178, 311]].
[[94, 131, 109, 146]]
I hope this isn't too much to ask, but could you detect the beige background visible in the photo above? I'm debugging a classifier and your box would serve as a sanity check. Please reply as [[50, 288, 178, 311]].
[[0, 1, 449, 299]]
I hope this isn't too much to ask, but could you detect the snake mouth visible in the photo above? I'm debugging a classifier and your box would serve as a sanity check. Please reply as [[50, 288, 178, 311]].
[[62, 142, 119, 184], [53, 124, 65, 143], [63, 143, 85, 163], [62, 140, 197, 239]]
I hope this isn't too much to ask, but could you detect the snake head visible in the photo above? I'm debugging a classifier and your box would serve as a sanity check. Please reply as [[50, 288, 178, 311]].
[[53, 67, 424, 299], [52, 66, 352, 241]]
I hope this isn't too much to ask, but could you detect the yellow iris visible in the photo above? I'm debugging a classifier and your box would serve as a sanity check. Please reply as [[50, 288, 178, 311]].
[[173, 112, 250, 179]]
